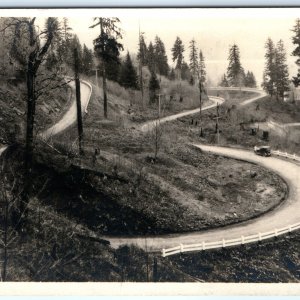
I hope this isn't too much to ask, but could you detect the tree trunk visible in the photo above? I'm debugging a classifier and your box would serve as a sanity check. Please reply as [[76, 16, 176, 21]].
[[74, 48, 84, 155], [99, 18, 108, 119], [199, 81, 203, 137], [22, 58, 36, 216], [25, 65, 35, 171], [102, 66, 108, 119]]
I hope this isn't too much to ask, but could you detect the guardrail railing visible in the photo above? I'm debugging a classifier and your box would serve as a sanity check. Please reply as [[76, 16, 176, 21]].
[[272, 150, 300, 162], [162, 222, 300, 257]]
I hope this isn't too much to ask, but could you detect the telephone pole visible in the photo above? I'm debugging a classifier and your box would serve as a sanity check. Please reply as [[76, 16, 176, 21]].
[[74, 47, 84, 155], [93, 68, 99, 87], [213, 103, 221, 144], [138, 22, 144, 108]]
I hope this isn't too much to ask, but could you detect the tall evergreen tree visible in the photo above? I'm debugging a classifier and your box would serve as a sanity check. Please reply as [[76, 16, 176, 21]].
[[220, 74, 229, 87], [90, 17, 123, 118], [198, 50, 206, 85], [81, 44, 94, 76], [153, 36, 169, 76], [147, 41, 155, 72], [181, 61, 192, 81], [119, 52, 139, 90], [137, 33, 148, 66], [149, 70, 160, 103], [274, 40, 289, 99], [291, 18, 300, 86], [69, 34, 83, 72], [171, 36, 185, 80], [245, 71, 257, 88], [189, 39, 198, 84], [168, 68, 176, 81], [56, 18, 73, 69], [227, 44, 244, 87], [262, 38, 276, 96], [45, 51, 58, 71]]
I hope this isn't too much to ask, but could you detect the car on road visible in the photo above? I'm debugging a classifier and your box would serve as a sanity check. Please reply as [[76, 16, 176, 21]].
[[254, 145, 271, 157]]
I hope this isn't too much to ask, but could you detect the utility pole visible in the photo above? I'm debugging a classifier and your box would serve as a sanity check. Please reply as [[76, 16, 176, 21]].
[[139, 22, 144, 108], [93, 68, 99, 87], [198, 60, 203, 137], [74, 47, 84, 155], [98, 18, 108, 118], [199, 79, 203, 137], [214, 103, 221, 144], [153, 256, 158, 282]]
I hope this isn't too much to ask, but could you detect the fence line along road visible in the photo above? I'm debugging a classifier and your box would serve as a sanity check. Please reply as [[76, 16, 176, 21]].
[[272, 150, 300, 162], [162, 222, 300, 257]]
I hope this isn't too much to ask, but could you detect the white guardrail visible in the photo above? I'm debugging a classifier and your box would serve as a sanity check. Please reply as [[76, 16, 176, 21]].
[[162, 150, 300, 257], [272, 150, 300, 162], [162, 222, 300, 257]]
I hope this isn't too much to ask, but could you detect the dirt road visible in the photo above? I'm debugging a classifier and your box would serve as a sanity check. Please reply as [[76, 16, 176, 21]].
[[140, 96, 224, 132], [41, 80, 92, 139]]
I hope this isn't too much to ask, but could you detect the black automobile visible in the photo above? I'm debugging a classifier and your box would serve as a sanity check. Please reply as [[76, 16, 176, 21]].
[[254, 145, 271, 157]]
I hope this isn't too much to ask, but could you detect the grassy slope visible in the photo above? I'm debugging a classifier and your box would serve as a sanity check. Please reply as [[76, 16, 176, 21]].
[[87, 74, 209, 124], [169, 231, 300, 282], [1, 145, 191, 282], [48, 82, 287, 235]]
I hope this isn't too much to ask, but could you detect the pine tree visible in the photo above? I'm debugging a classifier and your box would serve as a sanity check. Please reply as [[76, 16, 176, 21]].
[[181, 61, 192, 81], [171, 36, 184, 80], [291, 18, 300, 86], [189, 39, 198, 84], [262, 38, 276, 96], [245, 71, 257, 88], [69, 34, 83, 72], [198, 50, 206, 85], [147, 41, 155, 72], [90, 17, 123, 118], [119, 52, 139, 90], [153, 36, 169, 76], [62, 17, 73, 42], [169, 68, 176, 81], [149, 70, 160, 103], [220, 74, 229, 87], [45, 51, 58, 71], [137, 33, 148, 66], [81, 44, 94, 76], [274, 40, 289, 99], [56, 19, 74, 70], [227, 44, 244, 87]]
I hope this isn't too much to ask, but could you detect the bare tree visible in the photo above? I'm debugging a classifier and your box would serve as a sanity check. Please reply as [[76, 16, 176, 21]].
[[1, 17, 62, 216]]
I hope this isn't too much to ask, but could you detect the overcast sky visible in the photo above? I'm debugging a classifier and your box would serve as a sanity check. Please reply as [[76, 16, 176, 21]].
[[4, 8, 300, 85]]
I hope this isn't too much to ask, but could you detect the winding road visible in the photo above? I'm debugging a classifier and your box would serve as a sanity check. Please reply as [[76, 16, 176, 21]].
[[1, 83, 299, 256], [105, 145, 300, 252], [101, 87, 300, 253], [140, 96, 224, 132], [0, 80, 92, 156], [41, 80, 92, 140]]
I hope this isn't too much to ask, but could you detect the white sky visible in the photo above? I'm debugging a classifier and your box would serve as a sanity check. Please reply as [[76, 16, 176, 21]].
[[2, 8, 300, 85]]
